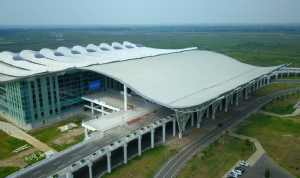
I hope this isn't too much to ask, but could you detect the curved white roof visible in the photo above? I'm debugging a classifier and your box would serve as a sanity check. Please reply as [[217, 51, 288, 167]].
[[20, 50, 75, 70], [83, 50, 284, 109]]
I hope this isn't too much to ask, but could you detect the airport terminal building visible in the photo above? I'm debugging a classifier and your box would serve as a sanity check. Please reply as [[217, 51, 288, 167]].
[[0, 41, 285, 135]]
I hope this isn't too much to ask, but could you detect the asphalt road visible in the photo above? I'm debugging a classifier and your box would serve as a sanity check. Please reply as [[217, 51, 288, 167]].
[[154, 88, 300, 178], [242, 153, 295, 178]]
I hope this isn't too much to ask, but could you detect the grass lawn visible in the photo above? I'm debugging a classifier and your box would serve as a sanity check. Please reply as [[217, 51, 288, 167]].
[[234, 114, 300, 178], [178, 136, 254, 178], [264, 92, 299, 115], [101, 145, 177, 178], [0, 129, 32, 160], [0, 167, 20, 178], [27, 116, 87, 152], [251, 83, 300, 97]]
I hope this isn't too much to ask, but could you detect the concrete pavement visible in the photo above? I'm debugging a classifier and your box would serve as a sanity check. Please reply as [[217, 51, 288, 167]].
[[0, 121, 58, 153]]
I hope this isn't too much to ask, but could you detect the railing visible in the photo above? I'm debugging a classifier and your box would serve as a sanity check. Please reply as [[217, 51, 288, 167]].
[[7, 139, 91, 178]]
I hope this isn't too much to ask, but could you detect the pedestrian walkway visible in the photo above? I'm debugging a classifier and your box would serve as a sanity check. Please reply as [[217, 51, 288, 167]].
[[0, 121, 58, 153], [259, 108, 300, 118], [221, 131, 265, 178]]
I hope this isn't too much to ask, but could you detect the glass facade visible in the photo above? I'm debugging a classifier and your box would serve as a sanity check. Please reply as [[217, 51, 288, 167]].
[[0, 70, 130, 125]]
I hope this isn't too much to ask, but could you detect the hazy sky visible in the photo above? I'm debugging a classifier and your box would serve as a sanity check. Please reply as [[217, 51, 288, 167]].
[[0, 0, 299, 25]]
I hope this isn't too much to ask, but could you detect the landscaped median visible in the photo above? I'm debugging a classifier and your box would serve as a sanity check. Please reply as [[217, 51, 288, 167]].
[[27, 115, 88, 152], [101, 145, 177, 178], [177, 135, 255, 178], [233, 113, 300, 178]]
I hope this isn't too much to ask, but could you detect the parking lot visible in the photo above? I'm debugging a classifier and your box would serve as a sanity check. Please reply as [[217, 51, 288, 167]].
[[235, 153, 294, 178]]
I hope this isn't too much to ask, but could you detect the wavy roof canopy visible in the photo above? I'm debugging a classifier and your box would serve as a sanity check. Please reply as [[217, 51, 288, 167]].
[[83, 50, 283, 109]]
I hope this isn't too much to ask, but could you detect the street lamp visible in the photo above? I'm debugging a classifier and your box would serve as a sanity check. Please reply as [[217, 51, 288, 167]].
[[265, 160, 277, 178]]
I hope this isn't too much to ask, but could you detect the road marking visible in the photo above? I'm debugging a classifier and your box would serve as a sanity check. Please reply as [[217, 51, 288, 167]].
[[75, 155, 82, 159], [33, 170, 41, 175], [38, 174, 45, 178], [71, 152, 78, 156], [53, 161, 60, 165], [92, 147, 98, 150], [58, 164, 65, 168]]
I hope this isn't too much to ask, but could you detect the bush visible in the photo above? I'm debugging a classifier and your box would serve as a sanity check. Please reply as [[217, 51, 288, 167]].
[[80, 159, 85, 163], [201, 156, 205, 160], [240, 146, 246, 151], [52, 174, 58, 178], [245, 139, 251, 146]]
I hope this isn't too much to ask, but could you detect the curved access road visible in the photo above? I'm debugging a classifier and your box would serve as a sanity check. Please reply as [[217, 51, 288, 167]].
[[154, 88, 300, 178]]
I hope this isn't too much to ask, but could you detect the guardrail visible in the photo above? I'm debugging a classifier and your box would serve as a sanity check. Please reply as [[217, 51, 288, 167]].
[[7, 139, 91, 178], [43, 114, 176, 178]]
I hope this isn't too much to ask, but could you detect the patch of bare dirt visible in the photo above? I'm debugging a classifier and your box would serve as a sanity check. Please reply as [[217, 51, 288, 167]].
[[0, 148, 38, 168], [52, 127, 84, 145]]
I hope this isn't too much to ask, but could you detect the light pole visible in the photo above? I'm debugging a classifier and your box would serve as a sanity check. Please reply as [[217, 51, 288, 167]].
[[265, 160, 277, 178]]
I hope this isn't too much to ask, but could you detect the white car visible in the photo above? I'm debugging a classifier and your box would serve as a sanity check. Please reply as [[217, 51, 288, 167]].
[[228, 172, 239, 178], [239, 160, 249, 167], [232, 169, 242, 175]]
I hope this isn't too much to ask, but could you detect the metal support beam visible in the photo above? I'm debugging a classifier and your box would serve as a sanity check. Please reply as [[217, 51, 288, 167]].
[[191, 113, 194, 126], [162, 123, 166, 143], [107, 152, 111, 173], [173, 119, 176, 136], [206, 106, 209, 118], [88, 162, 93, 178], [123, 143, 128, 164], [212, 100, 221, 119], [124, 85, 128, 110], [197, 108, 206, 128], [175, 109, 193, 139], [138, 135, 142, 156], [151, 129, 155, 148]]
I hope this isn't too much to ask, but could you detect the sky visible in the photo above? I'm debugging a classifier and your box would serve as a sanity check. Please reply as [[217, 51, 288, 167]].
[[0, 0, 299, 25]]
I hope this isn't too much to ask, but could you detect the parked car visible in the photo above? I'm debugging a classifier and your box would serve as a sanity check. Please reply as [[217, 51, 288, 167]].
[[218, 122, 224, 127], [228, 172, 239, 178], [239, 160, 249, 167], [232, 169, 242, 175], [235, 167, 245, 173]]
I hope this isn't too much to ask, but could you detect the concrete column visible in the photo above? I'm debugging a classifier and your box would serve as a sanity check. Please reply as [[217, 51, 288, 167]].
[[288, 72, 289, 77], [212, 114, 215, 120], [296, 72, 297, 77], [260, 78, 263, 87], [88, 162, 93, 178], [206, 106, 209, 118], [107, 152, 111, 173], [124, 85, 128, 110], [66, 173, 74, 178], [219, 100, 222, 111], [91, 102, 94, 115], [85, 128, 89, 139], [191, 113, 194, 126], [138, 135, 142, 156], [281, 72, 283, 78], [236, 92, 239, 105], [245, 88, 248, 100], [230, 96, 233, 104], [179, 132, 182, 139], [151, 129, 155, 148], [256, 81, 259, 90], [276, 73, 278, 79], [123, 143, 128, 164], [101, 105, 104, 116], [267, 77, 270, 85], [173, 119, 176, 136], [196, 112, 200, 128], [162, 123, 166, 143], [252, 83, 255, 91]]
